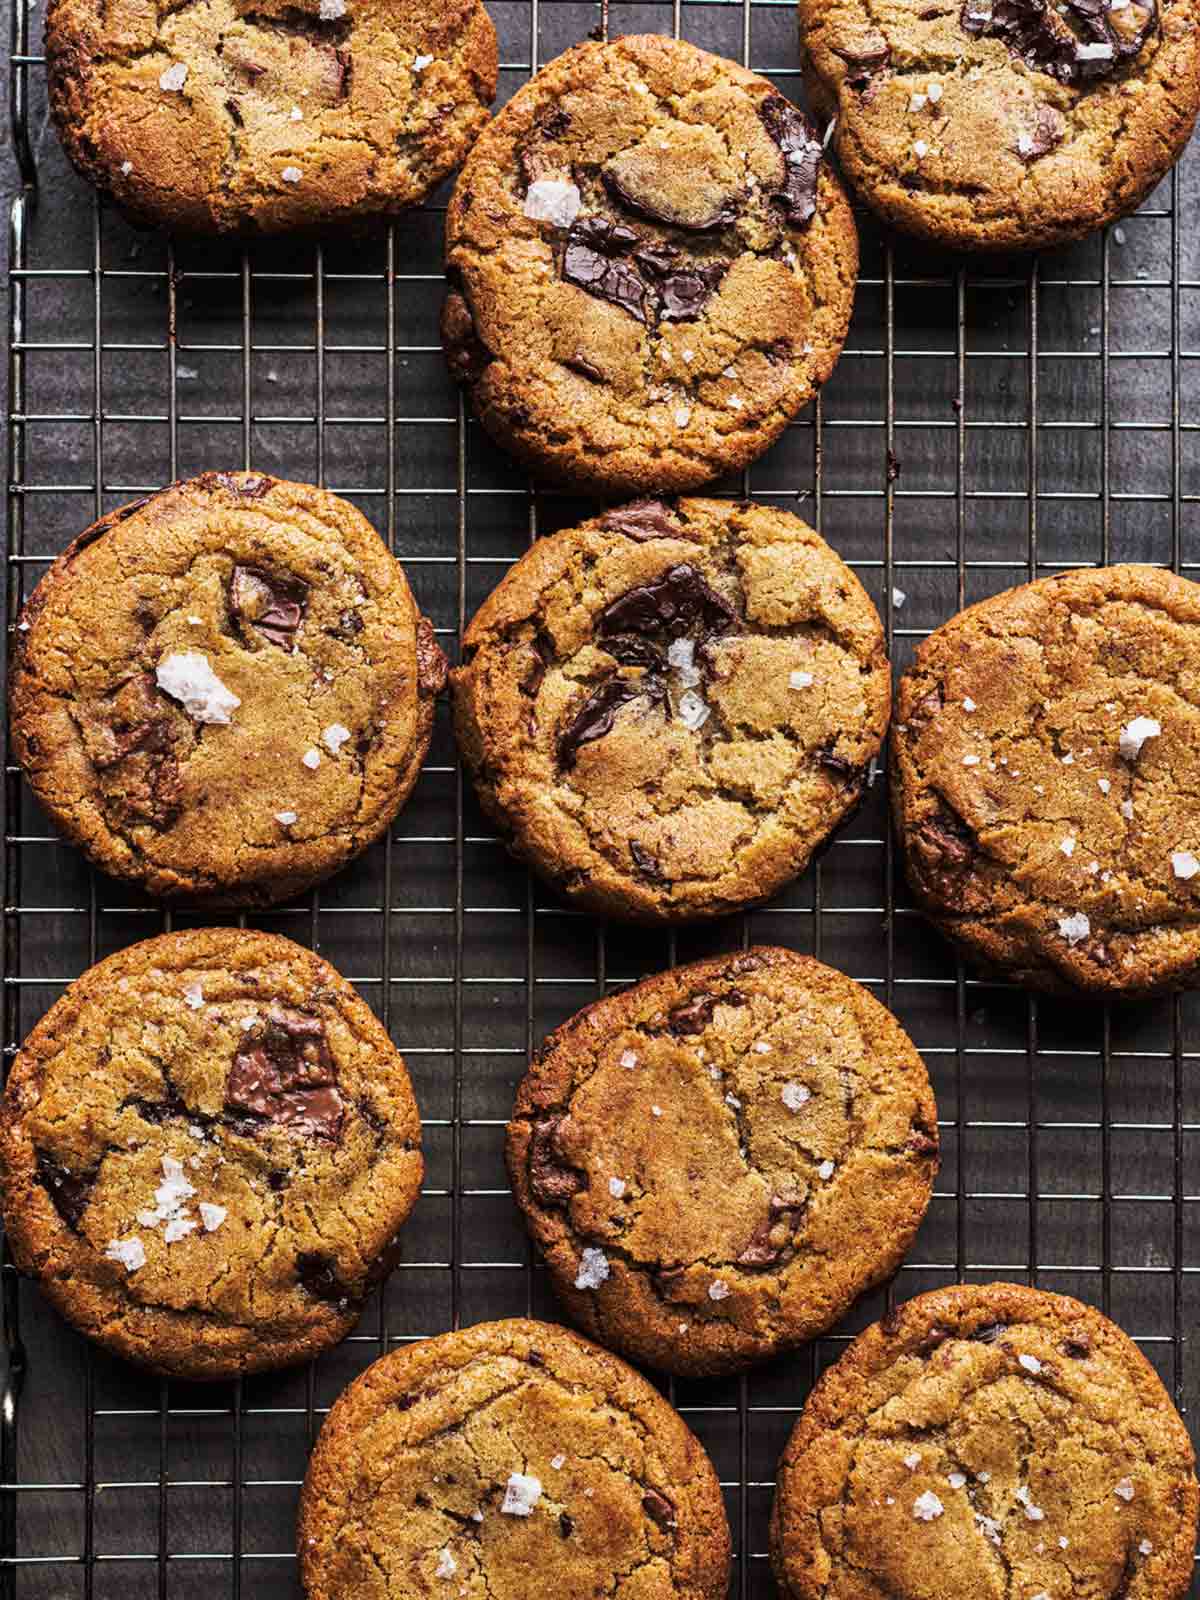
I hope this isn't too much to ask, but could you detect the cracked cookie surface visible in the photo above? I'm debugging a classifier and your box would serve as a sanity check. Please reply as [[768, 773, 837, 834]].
[[451, 497, 890, 922], [891, 563, 1200, 993], [11, 471, 446, 906], [506, 947, 937, 1378], [0, 928, 423, 1379], [46, 0, 497, 234], [440, 35, 858, 495], [798, 0, 1200, 250], [770, 1282, 1199, 1600], [298, 1316, 731, 1599]]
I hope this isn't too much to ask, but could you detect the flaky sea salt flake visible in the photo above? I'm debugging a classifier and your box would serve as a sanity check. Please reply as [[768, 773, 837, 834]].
[[105, 1236, 146, 1272], [1119, 716, 1161, 761], [782, 1082, 811, 1111], [524, 180, 582, 228], [912, 1491, 944, 1521], [159, 61, 188, 91], [501, 1474, 542, 1516], [156, 652, 240, 724], [574, 1248, 609, 1291]]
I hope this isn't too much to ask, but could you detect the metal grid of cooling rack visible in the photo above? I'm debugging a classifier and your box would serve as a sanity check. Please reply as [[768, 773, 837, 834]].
[[4, 0, 1199, 1594]]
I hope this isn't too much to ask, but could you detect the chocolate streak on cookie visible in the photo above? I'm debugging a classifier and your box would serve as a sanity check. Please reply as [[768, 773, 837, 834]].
[[225, 1008, 344, 1141], [36, 1150, 96, 1230], [960, 0, 1157, 84], [757, 95, 824, 227]]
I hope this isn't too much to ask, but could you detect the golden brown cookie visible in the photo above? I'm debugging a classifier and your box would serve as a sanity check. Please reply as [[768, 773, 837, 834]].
[[441, 34, 858, 495], [298, 1317, 732, 1600], [506, 947, 938, 1378], [11, 471, 446, 906], [770, 1282, 1200, 1600], [46, 0, 497, 234], [0, 929, 423, 1380], [452, 497, 890, 923], [798, 0, 1200, 251], [891, 563, 1200, 993]]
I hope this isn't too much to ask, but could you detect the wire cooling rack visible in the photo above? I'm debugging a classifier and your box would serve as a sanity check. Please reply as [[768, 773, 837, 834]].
[[4, 0, 1199, 1594]]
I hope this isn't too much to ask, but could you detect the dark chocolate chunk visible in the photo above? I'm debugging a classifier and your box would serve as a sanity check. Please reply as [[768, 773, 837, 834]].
[[630, 840, 667, 883], [518, 108, 572, 189], [559, 1513, 575, 1538], [597, 564, 736, 641], [972, 1321, 1008, 1343], [832, 38, 892, 88], [1015, 101, 1066, 161], [657, 263, 728, 322], [914, 809, 978, 883], [528, 1116, 585, 1207], [603, 634, 666, 671], [231, 564, 308, 650], [667, 987, 744, 1034], [296, 1251, 351, 1305], [736, 1189, 807, 1267], [213, 471, 273, 498], [1062, 1335, 1091, 1358], [562, 217, 650, 324], [908, 1123, 939, 1159], [600, 499, 683, 542], [758, 94, 824, 227], [225, 1007, 344, 1141], [89, 673, 181, 829], [960, 0, 1157, 85], [918, 1323, 952, 1356], [601, 167, 738, 233], [557, 675, 663, 770], [817, 747, 862, 782], [36, 1151, 94, 1231], [442, 287, 496, 386], [642, 1490, 676, 1531]]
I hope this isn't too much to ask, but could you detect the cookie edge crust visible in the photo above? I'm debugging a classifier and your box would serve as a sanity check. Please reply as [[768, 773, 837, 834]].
[[296, 1315, 733, 1600], [505, 946, 939, 1377], [768, 1280, 1200, 1600], [441, 33, 859, 496], [451, 500, 892, 924], [0, 926, 424, 1380], [9, 471, 447, 907], [44, 0, 499, 236], [798, 0, 1200, 252], [890, 562, 1200, 994]]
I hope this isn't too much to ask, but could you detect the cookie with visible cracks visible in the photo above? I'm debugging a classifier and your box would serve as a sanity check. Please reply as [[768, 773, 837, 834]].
[[0, 928, 423, 1380], [298, 1316, 731, 1600], [441, 34, 858, 495], [798, 0, 1200, 251], [891, 563, 1200, 993], [770, 1281, 1199, 1600], [507, 947, 938, 1378], [11, 471, 446, 906], [46, 0, 497, 235], [451, 497, 890, 923]]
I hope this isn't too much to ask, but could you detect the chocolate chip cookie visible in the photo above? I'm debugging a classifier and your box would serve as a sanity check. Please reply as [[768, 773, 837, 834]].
[[298, 1316, 731, 1599], [507, 947, 938, 1379], [11, 471, 446, 906], [771, 1282, 1199, 1600], [799, 0, 1200, 251], [441, 34, 858, 495], [46, 0, 497, 234], [0, 928, 423, 1379], [452, 497, 890, 922], [892, 563, 1200, 993]]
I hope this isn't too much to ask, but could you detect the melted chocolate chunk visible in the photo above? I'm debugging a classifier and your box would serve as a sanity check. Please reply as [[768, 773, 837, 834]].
[[1062, 1335, 1091, 1359], [960, 0, 1157, 84], [602, 168, 737, 233], [604, 634, 666, 671], [817, 747, 862, 782], [597, 564, 736, 641], [36, 1151, 94, 1230], [630, 840, 667, 883], [528, 1116, 586, 1207], [211, 471, 274, 498], [518, 108, 572, 190], [918, 1323, 952, 1356], [230, 565, 308, 650], [225, 1008, 344, 1141], [89, 673, 181, 829], [600, 500, 683, 542], [296, 1251, 351, 1305], [562, 217, 651, 322], [557, 675, 664, 770], [914, 809, 978, 891], [442, 286, 495, 385], [833, 39, 892, 87], [559, 1513, 575, 1538], [972, 1321, 1008, 1343], [642, 1490, 676, 1531], [656, 262, 729, 322], [1015, 101, 1067, 160], [736, 1189, 807, 1267], [758, 95, 824, 227], [667, 988, 744, 1034]]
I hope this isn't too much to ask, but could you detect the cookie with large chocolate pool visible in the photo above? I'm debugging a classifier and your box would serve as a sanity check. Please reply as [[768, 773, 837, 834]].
[[441, 35, 858, 495], [11, 472, 446, 905], [452, 498, 890, 922], [771, 1282, 1199, 1600], [299, 1317, 731, 1600], [799, 0, 1200, 250], [507, 947, 938, 1378], [46, 0, 496, 234], [0, 929, 422, 1378], [892, 563, 1200, 992]]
